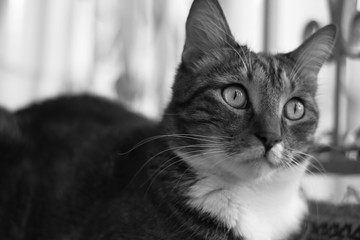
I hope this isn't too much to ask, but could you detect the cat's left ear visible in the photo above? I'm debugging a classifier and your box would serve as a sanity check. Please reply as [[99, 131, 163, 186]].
[[182, 0, 236, 67], [288, 24, 337, 78]]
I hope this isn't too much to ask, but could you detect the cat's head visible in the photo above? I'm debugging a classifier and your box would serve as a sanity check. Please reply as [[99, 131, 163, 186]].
[[162, 0, 336, 182]]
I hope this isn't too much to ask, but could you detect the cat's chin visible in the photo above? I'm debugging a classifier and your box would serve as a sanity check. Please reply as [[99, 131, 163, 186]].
[[231, 151, 309, 182], [232, 157, 277, 181], [176, 150, 288, 183], [241, 156, 278, 168]]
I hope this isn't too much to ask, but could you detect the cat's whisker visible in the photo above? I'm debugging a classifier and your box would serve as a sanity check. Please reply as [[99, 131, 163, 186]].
[[167, 150, 230, 195], [288, 148, 327, 174], [168, 150, 233, 195], [144, 149, 227, 195], [170, 165, 193, 193], [282, 149, 324, 176], [118, 134, 228, 155], [127, 143, 224, 187], [143, 158, 184, 195], [280, 150, 305, 170], [301, 157, 326, 174]]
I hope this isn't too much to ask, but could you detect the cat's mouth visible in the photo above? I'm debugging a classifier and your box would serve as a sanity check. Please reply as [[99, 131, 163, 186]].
[[242, 155, 280, 169], [239, 145, 284, 168], [235, 147, 268, 164]]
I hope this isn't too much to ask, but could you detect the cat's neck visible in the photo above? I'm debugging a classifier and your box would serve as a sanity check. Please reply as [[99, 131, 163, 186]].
[[178, 153, 309, 240], [147, 149, 236, 240], [148, 148, 308, 240]]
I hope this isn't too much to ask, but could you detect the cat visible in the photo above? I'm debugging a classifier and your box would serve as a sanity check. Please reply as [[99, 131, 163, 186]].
[[0, 0, 337, 239]]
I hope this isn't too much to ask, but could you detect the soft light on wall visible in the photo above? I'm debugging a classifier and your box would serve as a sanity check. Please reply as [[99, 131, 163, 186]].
[[0, 0, 358, 136]]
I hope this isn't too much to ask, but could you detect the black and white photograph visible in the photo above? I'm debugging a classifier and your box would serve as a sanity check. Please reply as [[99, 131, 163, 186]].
[[0, 0, 359, 239]]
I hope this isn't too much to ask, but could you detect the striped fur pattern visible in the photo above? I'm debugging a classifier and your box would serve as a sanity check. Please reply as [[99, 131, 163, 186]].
[[157, 0, 337, 239]]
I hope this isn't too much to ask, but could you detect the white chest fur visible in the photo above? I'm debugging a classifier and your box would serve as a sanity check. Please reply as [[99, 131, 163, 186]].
[[187, 166, 308, 240]]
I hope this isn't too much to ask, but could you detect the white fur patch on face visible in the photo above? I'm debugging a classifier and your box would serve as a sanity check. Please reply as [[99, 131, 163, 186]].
[[268, 142, 284, 166], [177, 149, 309, 240], [176, 143, 285, 184]]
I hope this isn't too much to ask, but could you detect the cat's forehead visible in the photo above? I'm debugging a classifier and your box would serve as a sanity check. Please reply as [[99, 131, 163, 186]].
[[251, 54, 293, 91], [221, 51, 294, 94]]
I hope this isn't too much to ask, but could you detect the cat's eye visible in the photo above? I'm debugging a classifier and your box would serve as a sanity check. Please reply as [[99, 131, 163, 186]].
[[222, 86, 247, 109], [284, 99, 305, 120]]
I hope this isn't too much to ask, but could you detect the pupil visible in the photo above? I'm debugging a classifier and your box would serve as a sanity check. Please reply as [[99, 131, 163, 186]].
[[293, 103, 297, 114], [233, 91, 237, 100]]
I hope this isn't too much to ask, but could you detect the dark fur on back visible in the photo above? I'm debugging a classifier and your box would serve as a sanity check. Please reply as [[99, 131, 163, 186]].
[[0, 95, 158, 239], [0, 0, 337, 239]]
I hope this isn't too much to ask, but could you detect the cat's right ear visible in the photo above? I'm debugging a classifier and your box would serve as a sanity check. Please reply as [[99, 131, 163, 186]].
[[182, 0, 235, 67], [288, 24, 337, 78]]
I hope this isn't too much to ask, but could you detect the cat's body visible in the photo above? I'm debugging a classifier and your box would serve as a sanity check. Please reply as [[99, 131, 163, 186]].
[[0, 95, 155, 239], [0, 0, 337, 239], [0, 95, 238, 240]]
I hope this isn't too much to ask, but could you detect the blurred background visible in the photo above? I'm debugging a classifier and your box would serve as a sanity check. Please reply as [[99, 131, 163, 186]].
[[0, 0, 360, 142], [0, 0, 359, 204]]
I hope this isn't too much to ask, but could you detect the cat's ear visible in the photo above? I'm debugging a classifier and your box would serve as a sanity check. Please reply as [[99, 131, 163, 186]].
[[288, 24, 337, 78], [182, 0, 235, 66]]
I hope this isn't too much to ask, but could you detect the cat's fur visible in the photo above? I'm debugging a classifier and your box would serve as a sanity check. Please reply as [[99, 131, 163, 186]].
[[0, 0, 336, 239]]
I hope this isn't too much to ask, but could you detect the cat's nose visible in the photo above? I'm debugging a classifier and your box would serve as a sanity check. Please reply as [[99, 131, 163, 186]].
[[254, 132, 282, 152]]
